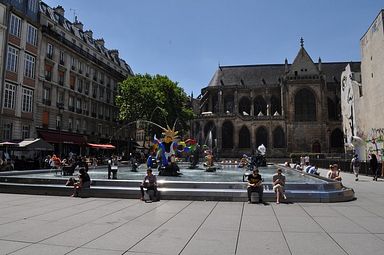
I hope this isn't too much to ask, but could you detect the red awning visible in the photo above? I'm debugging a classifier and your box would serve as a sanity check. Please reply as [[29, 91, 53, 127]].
[[87, 143, 116, 150], [38, 131, 87, 145]]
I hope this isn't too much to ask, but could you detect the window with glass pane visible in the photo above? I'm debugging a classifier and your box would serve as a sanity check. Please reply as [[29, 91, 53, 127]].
[[76, 98, 81, 109], [27, 24, 38, 46], [22, 87, 33, 112], [59, 51, 65, 64], [69, 96, 74, 107], [47, 43, 53, 58], [68, 118, 73, 130], [6, 46, 19, 72], [24, 53, 35, 78], [76, 119, 80, 131], [28, 0, 38, 12], [57, 91, 64, 104], [22, 125, 30, 139], [3, 123, 13, 140], [56, 115, 61, 130], [3, 83, 16, 109], [43, 87, 50, 105], [9, 14, 21, 37]]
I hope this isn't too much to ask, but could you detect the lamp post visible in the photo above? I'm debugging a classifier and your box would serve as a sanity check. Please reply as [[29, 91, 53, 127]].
[[58, 104, 64, 158]]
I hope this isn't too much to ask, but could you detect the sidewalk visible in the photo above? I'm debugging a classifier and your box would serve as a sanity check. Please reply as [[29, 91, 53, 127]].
[[0, 169, 383, 254]]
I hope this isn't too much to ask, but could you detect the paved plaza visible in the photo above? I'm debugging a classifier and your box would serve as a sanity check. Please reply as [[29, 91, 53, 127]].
[[0, 168, 383, 255]]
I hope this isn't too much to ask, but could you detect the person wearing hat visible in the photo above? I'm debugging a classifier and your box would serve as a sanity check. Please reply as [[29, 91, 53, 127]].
[[350, 154, 360, 181], [247, 168, 263, 203]]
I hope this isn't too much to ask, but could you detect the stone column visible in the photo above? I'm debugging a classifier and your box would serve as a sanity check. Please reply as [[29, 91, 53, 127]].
[[218, 90, 223, 114], [234, 90, 238, 114], [250, 90, 254, 116]]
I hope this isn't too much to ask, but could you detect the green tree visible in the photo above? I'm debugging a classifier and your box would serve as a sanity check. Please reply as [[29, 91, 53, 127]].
[[116, 74, 194, 136]]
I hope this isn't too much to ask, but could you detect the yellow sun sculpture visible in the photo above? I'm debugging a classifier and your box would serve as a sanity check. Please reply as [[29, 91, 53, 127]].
[[162, 125, 179, 143]]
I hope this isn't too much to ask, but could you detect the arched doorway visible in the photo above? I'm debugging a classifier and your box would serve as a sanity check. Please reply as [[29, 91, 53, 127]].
[[312, 141, 321, 153], [239, 125, 250, 148]]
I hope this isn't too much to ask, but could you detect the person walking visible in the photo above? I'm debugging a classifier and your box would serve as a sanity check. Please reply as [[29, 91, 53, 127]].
[[350, 154, 360, 181], [370, 153, 379, 181]]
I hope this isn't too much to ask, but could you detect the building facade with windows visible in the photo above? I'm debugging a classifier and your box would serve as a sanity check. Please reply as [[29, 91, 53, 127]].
[[0, 1, 133, 157], [0, 0, 39, 142], [35, 3, 133, 155], [193, 41, 360, 158]]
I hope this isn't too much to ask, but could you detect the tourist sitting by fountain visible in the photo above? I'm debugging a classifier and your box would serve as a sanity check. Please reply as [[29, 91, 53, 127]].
[[272, 168, 287, 204], [140, 168, 159, 202], [247, 168, 263, 204], [327, 164, 342, 181], [71, 168, 91, 197]]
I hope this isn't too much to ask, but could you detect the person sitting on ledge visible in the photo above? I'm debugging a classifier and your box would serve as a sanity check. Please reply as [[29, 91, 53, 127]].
[[140, 168, 158, 201], [272, 168, 287, 204], [327, 164, 342, 181], [247, 167, 263, 204], [71, 168, 91, 197]]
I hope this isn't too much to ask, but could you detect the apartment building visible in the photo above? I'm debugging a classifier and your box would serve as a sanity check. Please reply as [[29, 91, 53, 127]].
[[0, 1, 134, 156], [0, 0, 39, 142]]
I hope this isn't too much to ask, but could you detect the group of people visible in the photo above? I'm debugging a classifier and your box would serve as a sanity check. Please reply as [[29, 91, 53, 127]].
[[247, 167, 287, 204]]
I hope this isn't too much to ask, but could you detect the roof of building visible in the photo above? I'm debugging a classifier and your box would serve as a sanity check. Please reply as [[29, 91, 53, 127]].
[[207, 46, 360, 88], [40, 1, 133, 75]]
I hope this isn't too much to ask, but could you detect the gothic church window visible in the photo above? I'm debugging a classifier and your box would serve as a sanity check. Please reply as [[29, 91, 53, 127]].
[[294, 88, 316, 121], [254, 96, 267, 116], [270, 95, 281, 115], [239, 97, 251, 115]]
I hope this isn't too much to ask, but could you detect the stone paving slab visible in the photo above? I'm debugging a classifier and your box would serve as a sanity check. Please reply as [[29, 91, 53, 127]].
[[0, 169, 383, 254]]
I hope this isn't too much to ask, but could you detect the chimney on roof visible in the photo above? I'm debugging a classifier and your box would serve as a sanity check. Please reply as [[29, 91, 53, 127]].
[[73, 20, 83, 31], [95, 38, 105, 47], [84, 30, 93, 38], [109, 49, 119, 59], [54, 5, 65, 16]]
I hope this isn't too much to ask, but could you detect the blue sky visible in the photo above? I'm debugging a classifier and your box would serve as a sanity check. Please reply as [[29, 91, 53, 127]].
[[44, 0, 383, 96]]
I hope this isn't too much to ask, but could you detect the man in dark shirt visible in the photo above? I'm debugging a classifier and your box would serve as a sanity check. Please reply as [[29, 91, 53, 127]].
[[140, 168, 158, 201], [247, 168, 263, 203]]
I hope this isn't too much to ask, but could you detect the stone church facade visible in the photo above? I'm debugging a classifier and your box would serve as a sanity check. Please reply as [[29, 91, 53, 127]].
[[192, 42, 360, 158]]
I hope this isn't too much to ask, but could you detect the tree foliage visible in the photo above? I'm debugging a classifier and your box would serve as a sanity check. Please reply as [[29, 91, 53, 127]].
[[116, 74, 194, 136]]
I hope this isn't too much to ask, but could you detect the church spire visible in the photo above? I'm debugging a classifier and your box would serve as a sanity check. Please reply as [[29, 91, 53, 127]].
[[300, 37, 304, 48]]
